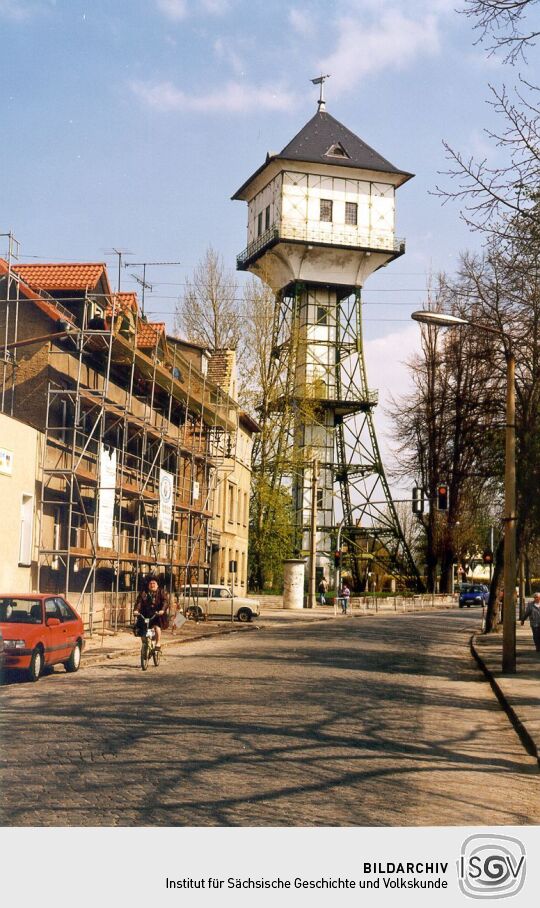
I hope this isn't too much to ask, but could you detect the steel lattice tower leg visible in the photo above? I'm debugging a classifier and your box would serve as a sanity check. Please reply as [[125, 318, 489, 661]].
[[268, 282, 422, 591]]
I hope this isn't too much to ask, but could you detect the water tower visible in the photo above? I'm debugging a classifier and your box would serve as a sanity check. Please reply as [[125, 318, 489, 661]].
[[233, 83, 421, 589]]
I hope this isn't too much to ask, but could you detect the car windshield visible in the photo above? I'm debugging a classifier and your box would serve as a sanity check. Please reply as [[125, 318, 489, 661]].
[[469, 586, 485, 593], [0, 598, 42, 624]]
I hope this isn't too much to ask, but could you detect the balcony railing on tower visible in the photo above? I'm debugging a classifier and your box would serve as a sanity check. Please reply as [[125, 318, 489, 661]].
[[237, 222, 405, 270]]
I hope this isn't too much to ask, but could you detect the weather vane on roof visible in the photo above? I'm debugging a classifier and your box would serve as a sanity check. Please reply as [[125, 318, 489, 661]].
[[311, 74, 330, 111]]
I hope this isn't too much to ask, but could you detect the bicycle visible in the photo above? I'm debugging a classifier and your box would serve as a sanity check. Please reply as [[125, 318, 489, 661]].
[[137, 616, 162, 671]]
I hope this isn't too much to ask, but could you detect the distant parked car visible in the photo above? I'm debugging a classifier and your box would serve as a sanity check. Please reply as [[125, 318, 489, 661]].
[[0, 594, 85, 682], [179, 585, 260, 622], [458, 584, 489, 608]]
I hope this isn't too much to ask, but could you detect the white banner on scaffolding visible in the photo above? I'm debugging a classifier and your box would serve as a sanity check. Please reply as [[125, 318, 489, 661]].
[[97, 445, 117, 549], [158, 468, 174, 535]]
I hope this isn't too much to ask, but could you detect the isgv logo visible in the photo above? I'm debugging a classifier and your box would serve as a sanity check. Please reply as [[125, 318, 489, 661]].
[[458, 834, 526, 899]]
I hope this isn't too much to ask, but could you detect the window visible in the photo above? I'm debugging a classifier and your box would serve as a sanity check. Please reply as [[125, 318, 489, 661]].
[[228, 484, 235, 523], [320, 199, 333, 222], [345, 201, 358, 226], [45, 598, 60, 620], [19, 493, 34, 566], [265, 205, 270, 230], [317, 306, 328, 325], [257, 211, 263, 237], [326, 142, 349, 159], [317, 489, 324, 509], [55, 598, 77, 622]]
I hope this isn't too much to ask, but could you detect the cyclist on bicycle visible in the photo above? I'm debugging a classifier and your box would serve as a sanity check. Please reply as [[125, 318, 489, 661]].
[[134, 577, 168, 650]]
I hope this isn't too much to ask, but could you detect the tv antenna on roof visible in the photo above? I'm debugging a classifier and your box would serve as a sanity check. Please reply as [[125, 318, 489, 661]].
[[124, 260, 181, 316], [105, 249, 134, 292], [311, 74, 330, 111]]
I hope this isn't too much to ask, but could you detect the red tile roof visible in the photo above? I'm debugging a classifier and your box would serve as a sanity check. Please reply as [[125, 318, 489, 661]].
[[14, 263, 107, 291], [136, 321, 166, 349], [0, 258, 76, 326], [107, 291, 139, 317]]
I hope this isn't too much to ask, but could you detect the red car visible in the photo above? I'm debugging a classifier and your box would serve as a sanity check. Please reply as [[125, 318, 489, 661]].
[[0, 594, 85, 682]]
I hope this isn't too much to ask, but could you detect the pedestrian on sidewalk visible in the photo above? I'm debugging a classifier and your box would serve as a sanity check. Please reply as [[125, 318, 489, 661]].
[[318, 576, 328, 606], [521, 591, 540, 653], [340, 582, 350, 615]]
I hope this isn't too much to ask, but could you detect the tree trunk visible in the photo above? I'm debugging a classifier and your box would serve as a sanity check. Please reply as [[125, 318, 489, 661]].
[[486, 536, 504, 632]]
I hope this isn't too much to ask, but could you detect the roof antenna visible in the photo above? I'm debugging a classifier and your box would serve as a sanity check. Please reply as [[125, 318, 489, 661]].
[[311, 74, 330, 112]]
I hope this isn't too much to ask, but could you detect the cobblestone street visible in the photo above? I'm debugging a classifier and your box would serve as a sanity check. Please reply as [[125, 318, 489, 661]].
[[1, 609, 539, 826]]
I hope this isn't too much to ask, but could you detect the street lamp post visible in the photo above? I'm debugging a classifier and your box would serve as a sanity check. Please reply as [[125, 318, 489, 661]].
[[411, 310, 517, 673]]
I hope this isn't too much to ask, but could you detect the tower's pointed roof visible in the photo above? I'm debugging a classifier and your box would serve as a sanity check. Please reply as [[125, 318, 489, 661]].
[[278, 110, 405, 174], [233, 109, 412, 199]]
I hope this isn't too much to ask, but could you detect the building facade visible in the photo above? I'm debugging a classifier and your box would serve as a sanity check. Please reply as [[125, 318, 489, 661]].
[[0, 412, 42, 593], [167, 343, 260, 595], [0, 258, 237, 630]]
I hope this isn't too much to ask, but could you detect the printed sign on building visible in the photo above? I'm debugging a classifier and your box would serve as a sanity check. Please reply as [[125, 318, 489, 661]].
[[0, 448, 13, 475], [97, 445, 117, 549], [158, 469, 174, 535]]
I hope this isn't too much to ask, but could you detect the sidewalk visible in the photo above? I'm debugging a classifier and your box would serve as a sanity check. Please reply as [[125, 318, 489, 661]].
[[472, 624, 540, 766]]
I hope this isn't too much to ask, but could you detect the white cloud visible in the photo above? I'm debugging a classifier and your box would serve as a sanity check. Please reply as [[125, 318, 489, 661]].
[[319, 11, 440, 93], [288, 8, 314, 38], [156, 0, 230, 19], [364, 323, 421, 474], [200, 0, 230, 13], [0, 0, 53, 19], [365, 323, 419, 404], [214, 36, 245, 76], [130, 78, 296, 113], [156, 0, 188, 20]]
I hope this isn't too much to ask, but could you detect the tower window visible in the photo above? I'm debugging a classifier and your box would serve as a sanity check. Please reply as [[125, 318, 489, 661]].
[[320, 199, 333, 222], [317, 306, 328, 325], [257, 211, 263, 237], [265, 205, 270, 230], [345, 201, 358, 225]]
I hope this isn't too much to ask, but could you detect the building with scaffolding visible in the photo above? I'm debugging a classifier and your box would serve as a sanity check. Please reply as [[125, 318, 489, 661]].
[[0, 253, 238, 631]]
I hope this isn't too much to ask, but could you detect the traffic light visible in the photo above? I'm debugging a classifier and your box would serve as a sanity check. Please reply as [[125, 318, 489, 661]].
[[437, 484, 449, 511], [334, 551, 341, 568], [412, 487, 424, 514], [483, 549, 493, 565]]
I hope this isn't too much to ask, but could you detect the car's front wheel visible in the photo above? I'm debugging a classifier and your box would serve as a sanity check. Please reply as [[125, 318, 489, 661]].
[[29, 647, 43, 682], [237, 608, 252, 623], [65, 642, 81, 673]]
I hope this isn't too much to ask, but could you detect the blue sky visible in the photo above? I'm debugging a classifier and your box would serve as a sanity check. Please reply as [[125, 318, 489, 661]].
[[1, 0, 538, 466]]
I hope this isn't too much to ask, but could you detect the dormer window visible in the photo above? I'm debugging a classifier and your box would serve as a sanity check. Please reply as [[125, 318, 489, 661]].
[[325, 142, 350, 159]]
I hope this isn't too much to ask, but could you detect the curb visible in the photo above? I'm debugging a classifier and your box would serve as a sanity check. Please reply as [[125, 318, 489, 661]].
[[83, 623, 258, 667], [470, 633, 539, 766]]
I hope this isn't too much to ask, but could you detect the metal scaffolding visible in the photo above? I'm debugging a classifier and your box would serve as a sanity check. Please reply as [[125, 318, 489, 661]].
[[33, 291, 237, 632]]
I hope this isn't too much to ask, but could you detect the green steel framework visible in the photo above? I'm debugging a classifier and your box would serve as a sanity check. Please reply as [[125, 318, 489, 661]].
[[267, 281, 422, 591]]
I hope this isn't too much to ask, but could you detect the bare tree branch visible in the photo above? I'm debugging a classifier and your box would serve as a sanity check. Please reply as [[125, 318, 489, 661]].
[[462, 0, 540, 62]]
